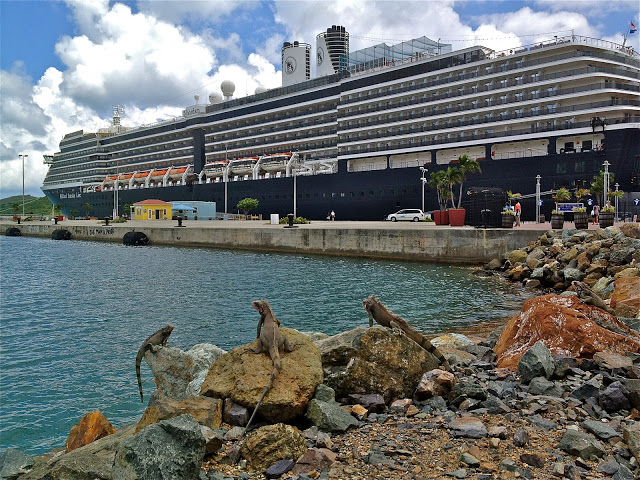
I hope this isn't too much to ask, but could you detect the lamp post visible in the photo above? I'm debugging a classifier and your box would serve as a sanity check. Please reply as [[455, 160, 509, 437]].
[[19, 154, 28, 217], [536, 175, 541, 223], [224, 144, 228, 215], [419, 166, 428, 212], [615, 183, 619, 221], [603, 160, 610, 207]]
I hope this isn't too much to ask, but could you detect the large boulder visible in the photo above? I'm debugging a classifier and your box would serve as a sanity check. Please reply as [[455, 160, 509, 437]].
[[136, 396, 223, 432], [494, 295, 640, 370], [318, 326, 441, 403], [113, 415, 205, 480], [0, 448, 33, 479], [65, 410, 116, 452], [240, 423, 307, 472], [610, 277, 640, 319], [517, 341, 555, 384], [145, 343, 226, 401], [304, 385, 359, 432], [620, 223, 640, 240], [200, 328, 322, 424]]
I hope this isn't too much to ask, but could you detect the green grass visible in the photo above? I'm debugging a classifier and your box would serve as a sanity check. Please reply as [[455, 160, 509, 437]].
[[0, 195, 54, 215]]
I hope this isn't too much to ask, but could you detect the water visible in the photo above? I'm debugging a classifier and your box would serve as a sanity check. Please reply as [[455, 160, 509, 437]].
[[0, 236, 529, 454]]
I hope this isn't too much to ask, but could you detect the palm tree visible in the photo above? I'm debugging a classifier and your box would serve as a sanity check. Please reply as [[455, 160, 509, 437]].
[[445, 166, 464, 209], [428, 170, 450, 210], [84, 203, 92, 217], [455, 155, 482, 209]]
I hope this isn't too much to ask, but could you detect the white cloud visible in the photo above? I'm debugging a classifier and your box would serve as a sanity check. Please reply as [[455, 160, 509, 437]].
[[137, 0, 252, 24]]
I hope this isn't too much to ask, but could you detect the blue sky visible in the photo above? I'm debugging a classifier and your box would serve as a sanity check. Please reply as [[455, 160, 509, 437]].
[[1, 0, 638, 198]]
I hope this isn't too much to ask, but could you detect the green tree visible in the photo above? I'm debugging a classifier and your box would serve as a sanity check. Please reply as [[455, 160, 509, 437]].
[[428, 170, 451, 210], [70, 209, 79, 219], [590, 171, 615, 205], [552, 187, 571, 212], [84, 203, 92, 217], [123, 203, 132, 218], [237, 197, 259, 215], [454, 155, 482, 209], [444, 166, 464, 209]]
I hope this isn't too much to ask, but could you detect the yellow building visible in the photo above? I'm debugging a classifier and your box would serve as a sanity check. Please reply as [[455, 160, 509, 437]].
[[133, 199, 172, 220]]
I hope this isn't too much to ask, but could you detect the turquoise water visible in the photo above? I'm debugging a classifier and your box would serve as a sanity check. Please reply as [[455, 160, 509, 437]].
[[0, 235, 528, 454]]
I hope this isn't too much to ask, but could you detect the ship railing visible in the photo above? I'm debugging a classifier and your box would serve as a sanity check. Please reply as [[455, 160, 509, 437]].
[[489, 35, 639, 60]]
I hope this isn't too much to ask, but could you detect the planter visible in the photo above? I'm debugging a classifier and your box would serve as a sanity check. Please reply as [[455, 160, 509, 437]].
[[599, 211, 614, 228], [501, 213, 514, 228], [550, 213, 564, 229], [433, 210, 449, 225], [448, 208, 466, 227], [574, 211, 589, 230]]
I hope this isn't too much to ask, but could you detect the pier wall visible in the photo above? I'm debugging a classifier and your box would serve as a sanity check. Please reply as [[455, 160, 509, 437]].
[[1, 222, 542, 264]]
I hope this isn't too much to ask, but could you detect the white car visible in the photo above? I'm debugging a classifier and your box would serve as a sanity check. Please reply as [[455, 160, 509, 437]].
[[386, 209, 426, 222]]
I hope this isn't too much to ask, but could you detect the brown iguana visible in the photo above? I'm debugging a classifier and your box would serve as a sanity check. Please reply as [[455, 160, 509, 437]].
[[243, 300, 294, 434], [571, 281, 640, 340], [362, 294, 451, 371], [136, 324, 174, 403]]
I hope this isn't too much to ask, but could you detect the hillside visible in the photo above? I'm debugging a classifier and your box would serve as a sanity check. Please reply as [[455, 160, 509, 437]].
[[0, 195, 54, 215]]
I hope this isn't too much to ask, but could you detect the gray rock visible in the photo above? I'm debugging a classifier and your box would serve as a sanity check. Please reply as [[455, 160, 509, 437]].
[[552, 354, 578, 379], [582, 420, 620, 440], [517, 341, 555, 384], [460, 452, 480, 468], [563, 267, 585, 282], [570, 377, 602, 402], [558, 429, 607, 460], [223, 400, 249, 427], [0, 448, 34, 480], [482, 395, 511, 414], [597, 457, 621, 475], [264, 459, 295, 479], [527, 415, 558, 431], [446, 468, 467, 478], [528, 377, 562, 397], [591, 276, 614, 294], [314, 384, 336, 403], [305, 399, 359, 433], [449, 380, 487, 406], [622, 423, 640, 464], [348, 393, 386, 413], [599, 381, 630, 412], [520, 453, 544, 468], [499, 458, 532, 479], [113, 414, 206, 480], [366, 451, 393, 465], [448, 417, 487, 439], [613, 463, 636, 480]]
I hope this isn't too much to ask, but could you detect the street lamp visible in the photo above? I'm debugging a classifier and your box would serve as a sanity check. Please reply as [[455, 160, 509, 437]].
[[19, 154, 28, 217], [419, 166, 428, 212], [603, 160, 610, 207], [536, 175, 541, 223], [224, 144, 228, 215], [615, 183, 619, 221]]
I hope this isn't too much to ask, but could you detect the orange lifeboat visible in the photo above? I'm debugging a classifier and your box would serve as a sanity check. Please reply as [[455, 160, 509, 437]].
[[203, 161, 228, 178], [133, 171, 150, 183], [149, 169, 168, 181], [168, 167, 187, 180], [103, 175, 117, 185], [230, 157, 259, 176], [118, 173, 133, 182]]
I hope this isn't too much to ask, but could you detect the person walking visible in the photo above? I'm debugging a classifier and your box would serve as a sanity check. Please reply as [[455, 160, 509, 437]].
[[514, 201, 521, 226], [330, 210, 336, 221]]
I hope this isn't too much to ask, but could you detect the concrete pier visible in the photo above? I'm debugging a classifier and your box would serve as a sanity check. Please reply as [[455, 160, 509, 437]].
[[1, 219, 546, 264]]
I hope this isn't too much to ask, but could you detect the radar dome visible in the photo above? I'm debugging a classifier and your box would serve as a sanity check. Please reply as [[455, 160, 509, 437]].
[[220, 80, 235, 99], [209, 92, 223, 104], [194, 94, 200, 104], [255, 86, 268, 95]]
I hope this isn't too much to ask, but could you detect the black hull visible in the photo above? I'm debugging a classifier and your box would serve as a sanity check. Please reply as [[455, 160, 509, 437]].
[[44, 130, 639, 222]]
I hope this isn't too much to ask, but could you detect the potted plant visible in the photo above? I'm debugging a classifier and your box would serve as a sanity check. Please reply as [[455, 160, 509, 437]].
[[501, 208, 515, 228], [573, 188, 590, 229], [428, 170, 450, 225], [599, 205, 615, 227], [447, 155, 482, 227], [551, 187, 570, 229]]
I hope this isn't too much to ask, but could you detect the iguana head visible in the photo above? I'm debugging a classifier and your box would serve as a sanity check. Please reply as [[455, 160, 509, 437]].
[[161, 324, 174, 336], [571, 281, 589, 295], [362, 294, 379, 313], [252, 300, 269, 315]]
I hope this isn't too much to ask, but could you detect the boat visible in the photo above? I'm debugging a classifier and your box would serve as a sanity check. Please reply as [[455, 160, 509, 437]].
[[41, 26, 639, 221]]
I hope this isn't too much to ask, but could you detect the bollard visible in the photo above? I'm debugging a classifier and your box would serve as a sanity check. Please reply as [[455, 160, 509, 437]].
[[104, 217, 110, 226], [54, 217, 58, 225], [17, 217, 20, 225], [287, 213, 294, 227], [176, 216, 184, 227]]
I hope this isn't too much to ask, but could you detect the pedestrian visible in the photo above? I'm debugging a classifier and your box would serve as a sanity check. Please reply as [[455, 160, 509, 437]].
[[514, 201, 521, 226], [591, 205, 597, 224], [595, 204, 600, 223], [330, 210, 336, 221], [326, 211, 331, 220]]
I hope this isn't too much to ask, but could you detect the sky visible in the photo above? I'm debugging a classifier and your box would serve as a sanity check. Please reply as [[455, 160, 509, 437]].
[[1, 0, 638, 198]]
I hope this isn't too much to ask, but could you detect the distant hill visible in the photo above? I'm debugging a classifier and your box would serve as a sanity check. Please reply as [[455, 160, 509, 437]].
[[0, 195, 54, 215]]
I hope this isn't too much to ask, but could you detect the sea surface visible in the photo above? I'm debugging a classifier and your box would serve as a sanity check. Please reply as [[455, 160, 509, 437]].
[[0, 235, 530, 454]]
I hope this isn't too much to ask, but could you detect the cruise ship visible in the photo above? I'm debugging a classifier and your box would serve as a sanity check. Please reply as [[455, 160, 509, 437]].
[[41, 26, 640, 221]]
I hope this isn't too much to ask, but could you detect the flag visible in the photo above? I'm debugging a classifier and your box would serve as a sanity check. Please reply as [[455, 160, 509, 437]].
[[631, 21, 638, 34]]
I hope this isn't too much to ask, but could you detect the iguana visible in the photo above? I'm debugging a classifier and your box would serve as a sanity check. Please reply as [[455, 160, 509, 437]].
[[362, 294, 451, 371], [243, 300, 294, 434], [136, 324, 174, 403]]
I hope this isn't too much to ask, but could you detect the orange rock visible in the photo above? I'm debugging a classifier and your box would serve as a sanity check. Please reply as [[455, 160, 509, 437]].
[[65, 410, 116, 452], [494, 295, 640, 370], [610, 277, 640, 318]]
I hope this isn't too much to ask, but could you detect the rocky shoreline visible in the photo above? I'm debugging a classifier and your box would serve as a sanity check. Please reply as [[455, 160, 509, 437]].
[[2, 225, 639, 480]]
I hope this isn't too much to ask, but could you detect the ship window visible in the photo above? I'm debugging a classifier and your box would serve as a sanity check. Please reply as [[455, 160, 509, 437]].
[[575, 161, 586, 173], [369, 191, 375, 196], [557, 162, 567, 174]]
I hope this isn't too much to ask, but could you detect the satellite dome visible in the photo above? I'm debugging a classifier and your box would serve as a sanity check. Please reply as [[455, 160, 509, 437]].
[[255, 86, 268, 95], [209, 92, 223, 104], [194, 94, 200, 103], [220, 80, 235, 99]]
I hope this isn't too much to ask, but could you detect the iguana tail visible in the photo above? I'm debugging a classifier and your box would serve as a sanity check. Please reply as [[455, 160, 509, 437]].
[[136, 349, 145, 403], [244, 345, 281, 435], [417, 337, 451, 371]]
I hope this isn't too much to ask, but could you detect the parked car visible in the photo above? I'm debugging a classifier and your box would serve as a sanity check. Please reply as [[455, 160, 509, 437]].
[[386, 209, 426, 222]]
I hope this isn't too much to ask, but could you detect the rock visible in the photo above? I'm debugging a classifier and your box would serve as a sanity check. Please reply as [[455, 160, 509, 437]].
[[114, 415, 205, 480], [239, 423, 307, 472], [558, 429, 606, 460], [570, 376, 602, 402], [146, 344, 226, 401], [623, 423, 640, 463], [563, 267, 585, 283], [517, 341, 555, 384], [552, 354, 578, 378], [348, 393, 386, 413], [485, 258, 503, 270], [136, 396, 223, 432], [389, 398, 412, 413], [599, 381, 631, 412], [0, 448, 34, 479], [499, 458, 532, 479], [507, 249, 528, 265], [223, 399, 249, 427], [200, 425, 224, 456], [527, 377, 562, 397], [415, 369, 456, 400], [582, 420, 620, 440], [610, 277, 640, 318], [449, 380, 487, 406], [350, 404, 368, 420], [520, 453, 544, 468], [320, 326, 441, 403], [305, 398, 359, 432], [591, 276, 613, 294], [620, 223, 640, 239], [513, 428, 529, 447], [488, 426, 508, 439], [440, 347, 476, 367], [430, 333, 474, 349], [495, 295, 640, 370], [291, 448, 336, 475], [65, 410, 116, 452], [316, 326, 369, 365], [264, 459, 295, 479], [448, 416, 487, 438], [313, 383, 335, 402], [594, 352, 633, 371], [200, 328, 322, 424], [528, 415, 558, 431]]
